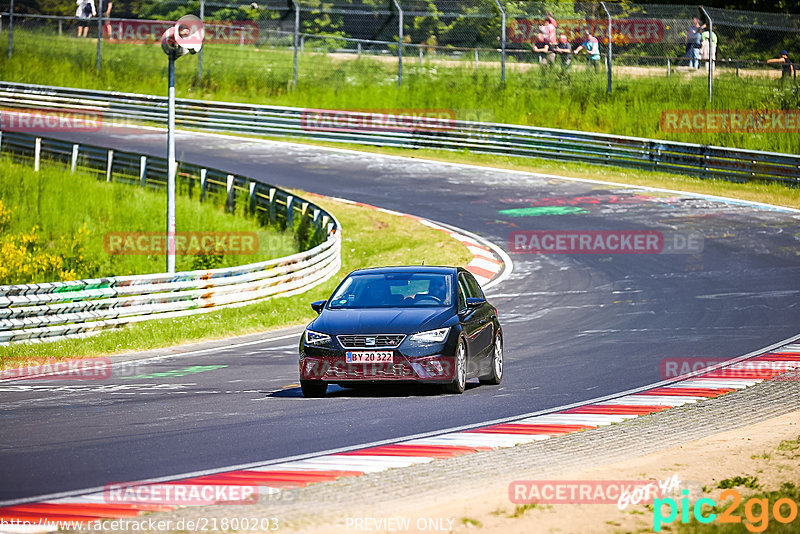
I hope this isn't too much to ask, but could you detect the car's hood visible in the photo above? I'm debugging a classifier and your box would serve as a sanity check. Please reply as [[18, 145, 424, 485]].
[[312, 307, 454, 335]]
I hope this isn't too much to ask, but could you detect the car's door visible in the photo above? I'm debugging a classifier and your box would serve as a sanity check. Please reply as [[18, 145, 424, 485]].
[[462, 271, 495, 359]]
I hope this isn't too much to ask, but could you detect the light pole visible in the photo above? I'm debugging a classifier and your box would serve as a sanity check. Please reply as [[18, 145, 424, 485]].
[[161, 15, 204, 273]]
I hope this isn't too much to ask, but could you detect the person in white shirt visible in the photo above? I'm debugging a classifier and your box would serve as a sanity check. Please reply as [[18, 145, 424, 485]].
[[76, 0, 96, 38]]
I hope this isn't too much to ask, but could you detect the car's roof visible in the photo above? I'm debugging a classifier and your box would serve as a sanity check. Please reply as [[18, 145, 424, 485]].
[[348, 266, 458, 276]]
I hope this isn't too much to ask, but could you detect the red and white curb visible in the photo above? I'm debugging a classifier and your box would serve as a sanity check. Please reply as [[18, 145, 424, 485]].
[[305, 194, 512, 290], [1, 339, 798, 528]]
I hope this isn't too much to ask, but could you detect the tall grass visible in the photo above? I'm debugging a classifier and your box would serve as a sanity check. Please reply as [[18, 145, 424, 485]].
[[0, 158, 296, 283], [1, 30, 798, 154]]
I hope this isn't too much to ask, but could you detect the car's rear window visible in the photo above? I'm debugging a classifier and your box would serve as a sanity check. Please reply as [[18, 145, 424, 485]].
[[328, 273, 453, 309]]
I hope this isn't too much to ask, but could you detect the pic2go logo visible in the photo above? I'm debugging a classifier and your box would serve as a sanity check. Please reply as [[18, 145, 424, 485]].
[[654, 489, 799, 532]]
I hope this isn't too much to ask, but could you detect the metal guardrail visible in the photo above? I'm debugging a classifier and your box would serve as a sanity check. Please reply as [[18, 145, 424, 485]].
[[0, 82, 797, 184], [0, 130, 341, 345]]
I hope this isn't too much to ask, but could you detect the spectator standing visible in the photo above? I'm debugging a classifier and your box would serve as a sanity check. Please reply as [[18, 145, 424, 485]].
[[103, 1, 113, 38], [76, 0, 96, 38], [532, 33, 550, 67], [685, 16, 701, 69], [574, 30, 601, 73], [700, 26, 717, 70], [554, 35, 572, 70], [540, 16, 557, 65], [767, 50, 795, 82]]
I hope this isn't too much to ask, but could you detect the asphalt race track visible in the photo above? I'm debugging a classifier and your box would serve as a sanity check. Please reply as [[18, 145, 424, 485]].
[[1, 127, 799, 502]]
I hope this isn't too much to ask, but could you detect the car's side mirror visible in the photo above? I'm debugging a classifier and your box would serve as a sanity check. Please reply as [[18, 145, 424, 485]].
[[465, 297, 486, 308], [311, 300, 327, 314]]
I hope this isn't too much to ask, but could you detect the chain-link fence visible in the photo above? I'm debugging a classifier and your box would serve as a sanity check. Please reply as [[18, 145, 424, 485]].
[[1, 1, 798, 99]]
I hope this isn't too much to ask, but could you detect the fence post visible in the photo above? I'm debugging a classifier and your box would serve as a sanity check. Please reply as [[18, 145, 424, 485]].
[[601, 2, 612, 94], [700, 6, 713, 103], [198, 0, 204, 81], [419, 46, 423, 65], [139, 155, 147, 187], [667, 57, 671, 77], [494, 0, 506, 83], [7, 0, 13, 59], [34, 137, 41, 172], [392, 0, 403, 87], [71, 144, 79, 172], [357, 41, 361, 58], [96, 0, 103, 74], [292, 0, 299, 86]]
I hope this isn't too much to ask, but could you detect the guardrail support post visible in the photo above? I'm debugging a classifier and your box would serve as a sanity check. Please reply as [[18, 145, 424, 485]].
[[248, 181, 257, 214], [291, 0, 299, 87], [139, 155, 147, 187], [392, 0, 403, 87], [7, 0, 14, 59], [34, 137, 41, 172], [284, 195, 293, 229], [106, 149, 114, 182], [226, 174, 235, 212], [200, 168, 207, 200], [494, 0, 506, 83], [71, 144, 79, 173], [269, 187, 276, 224], [601, 2, 612, 94]]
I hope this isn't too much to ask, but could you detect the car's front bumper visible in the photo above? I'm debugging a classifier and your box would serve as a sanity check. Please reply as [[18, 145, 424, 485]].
[[299, 352, 456, 383]]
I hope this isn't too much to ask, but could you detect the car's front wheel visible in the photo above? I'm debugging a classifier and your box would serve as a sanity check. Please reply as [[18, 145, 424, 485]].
[[479, 332, 503, 385], [443, 338, 467, 394], [300, 380, 327, 397]]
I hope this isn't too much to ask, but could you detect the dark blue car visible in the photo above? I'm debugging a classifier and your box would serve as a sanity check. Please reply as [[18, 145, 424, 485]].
[[299, 266, 503, 397]]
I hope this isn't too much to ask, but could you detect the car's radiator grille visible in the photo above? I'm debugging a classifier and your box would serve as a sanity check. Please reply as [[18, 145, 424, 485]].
[[324, 363, 413, 379], [337, 334, 406, 348]]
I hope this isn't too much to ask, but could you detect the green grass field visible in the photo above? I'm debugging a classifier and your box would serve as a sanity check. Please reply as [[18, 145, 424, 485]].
[[0, 158, 297, 284], [1, 30, 798, 155]]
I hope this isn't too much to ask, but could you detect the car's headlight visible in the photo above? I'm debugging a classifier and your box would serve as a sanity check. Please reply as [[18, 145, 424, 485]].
[[305, 330, 331, 345], [409, 327, 450, 344]]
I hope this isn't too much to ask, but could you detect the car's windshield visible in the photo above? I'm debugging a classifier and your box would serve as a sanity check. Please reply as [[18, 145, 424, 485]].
[[328, 273, 453, 309]]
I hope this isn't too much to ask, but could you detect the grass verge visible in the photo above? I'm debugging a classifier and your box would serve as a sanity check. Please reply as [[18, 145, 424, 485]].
[[0, 157, 297, 283], [1, 30, 798, 154], [0, 193, 472, 368]]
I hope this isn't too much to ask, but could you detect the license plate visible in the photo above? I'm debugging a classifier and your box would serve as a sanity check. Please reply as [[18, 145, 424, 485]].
[[346, 351, 394, 363]]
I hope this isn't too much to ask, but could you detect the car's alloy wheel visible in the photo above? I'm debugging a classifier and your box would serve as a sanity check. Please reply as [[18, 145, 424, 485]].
[[300, 380, 327, 397], [479, 332, 503, 385], [444, 339, 467, 394]]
